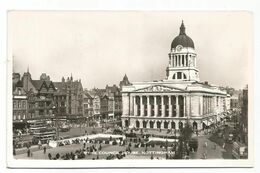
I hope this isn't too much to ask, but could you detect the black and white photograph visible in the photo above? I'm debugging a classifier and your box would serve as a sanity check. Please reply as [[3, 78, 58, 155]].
[[6, 11, 253, 168]]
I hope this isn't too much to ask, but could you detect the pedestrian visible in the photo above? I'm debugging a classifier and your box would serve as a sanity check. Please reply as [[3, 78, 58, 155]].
[[43, 146, 47, 154], [203, 152, 207, 159], [38, 140, 42, 149], [222, 142, 225, 149], [48, 153, 52, 160], [13, 148, 16, 156], [204, 141, 208, 148], [213, 144, 217, 150], [27, 148, 30, 157]]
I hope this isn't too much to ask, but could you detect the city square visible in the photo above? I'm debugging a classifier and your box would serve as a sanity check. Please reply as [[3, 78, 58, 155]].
[[11, 12, 249, 161]]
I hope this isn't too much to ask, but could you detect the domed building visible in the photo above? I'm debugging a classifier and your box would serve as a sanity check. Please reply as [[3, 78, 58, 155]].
[[121, 22, 230, 132]]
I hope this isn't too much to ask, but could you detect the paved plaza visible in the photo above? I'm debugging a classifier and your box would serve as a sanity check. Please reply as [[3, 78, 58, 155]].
[[14, 123, 235, 160]]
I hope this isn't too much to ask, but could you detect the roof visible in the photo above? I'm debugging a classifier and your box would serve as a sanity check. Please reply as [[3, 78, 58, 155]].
[[31, 80, 56, 91], [106, 85, 120, 93], [16, 80, 23, 87], [84, 92, 93, 98], [53, 82, 66, 94], [31, 80, 43, 90], [171, 21, 195, 49]]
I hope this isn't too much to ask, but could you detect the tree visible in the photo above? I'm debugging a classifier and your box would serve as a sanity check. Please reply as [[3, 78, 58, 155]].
[[180, 122, 193, 142], [175, 122, 193, 159]]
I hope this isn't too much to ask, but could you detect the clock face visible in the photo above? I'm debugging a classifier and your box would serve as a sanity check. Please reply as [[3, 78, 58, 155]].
[[176, 45, 183, 52]]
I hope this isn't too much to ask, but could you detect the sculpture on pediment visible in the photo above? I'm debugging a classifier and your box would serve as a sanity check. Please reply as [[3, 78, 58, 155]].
[[137, 85, 179, 92]]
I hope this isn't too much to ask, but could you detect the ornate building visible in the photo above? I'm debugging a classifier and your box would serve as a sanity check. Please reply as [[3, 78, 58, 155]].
[[13, 80, 28, 121], [83, 91, 94, 120], [53, 75, 84, 118], [23, 72, 56, 119], [121, 22, 229, 131]]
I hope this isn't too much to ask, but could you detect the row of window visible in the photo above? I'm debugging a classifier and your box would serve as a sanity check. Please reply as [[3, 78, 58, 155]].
[[13, 100, 27, 109], [169, 54, 195, 67], [135, 95, 184, 105], [126, 120, 186, 129], [203, 96, 213, 115], [135, 104, 185, 117], [13, 114, 26, 120]]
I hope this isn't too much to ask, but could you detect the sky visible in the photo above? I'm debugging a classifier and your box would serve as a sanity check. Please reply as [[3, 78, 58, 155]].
[[8, 11, 252, 90]]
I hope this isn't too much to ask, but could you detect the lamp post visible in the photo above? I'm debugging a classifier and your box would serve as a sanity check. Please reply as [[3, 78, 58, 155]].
[[53, 105, 59, 141]]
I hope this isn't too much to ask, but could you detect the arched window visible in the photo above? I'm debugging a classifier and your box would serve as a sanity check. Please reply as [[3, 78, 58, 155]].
[[179, 122, 183, 129], [183, 73, 187, 79], [173, 74, 176, 79], [157, 121, 161, 129], [164, 121, 169, 129], [171, 121, 175, 129], [143, 121, 147, 128], [150, 121, 154, 128], [136, 120, 140, 128], [173, 72, 187, 80]]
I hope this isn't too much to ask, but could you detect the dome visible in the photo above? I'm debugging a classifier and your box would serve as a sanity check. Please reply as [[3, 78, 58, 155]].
[[171, 21, 195, 49]]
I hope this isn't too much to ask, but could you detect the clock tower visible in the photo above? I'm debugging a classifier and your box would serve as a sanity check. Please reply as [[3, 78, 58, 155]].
[[166, 21, 199, 82]]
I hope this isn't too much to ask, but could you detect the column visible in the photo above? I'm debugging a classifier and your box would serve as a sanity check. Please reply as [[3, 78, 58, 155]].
[[133, 96, 137, 116], [207, 97, 210, 114], [176, 95, 179, 117], [175, 121, 179, 130], [130, 95, 133, 116], [206, 96, 208, 114], [171, 55, 173, 67], [147, 96, 151, 117], [154, 96, 158, 117], [169, 95, 172, 117], [161, 96, 165, 117], [184, 55, 186, 67], [140, 96, 143, 117], [173, 56, 175, 67]]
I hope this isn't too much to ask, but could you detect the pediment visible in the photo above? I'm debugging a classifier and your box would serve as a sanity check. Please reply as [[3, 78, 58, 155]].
[[134, 85, 185, 93]]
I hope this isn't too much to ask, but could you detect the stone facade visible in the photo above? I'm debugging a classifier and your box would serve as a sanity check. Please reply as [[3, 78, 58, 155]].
[[13, 80, 28, 121], [121, 22, 230, 131], [54, 75, 84, 117]]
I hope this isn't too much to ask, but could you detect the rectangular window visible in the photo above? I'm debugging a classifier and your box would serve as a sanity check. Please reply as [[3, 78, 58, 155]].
[[177, 72, 182, 79], [22, 101, 26, 108], [18, 101, 21, 108], [13, 101, 17, 109]]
